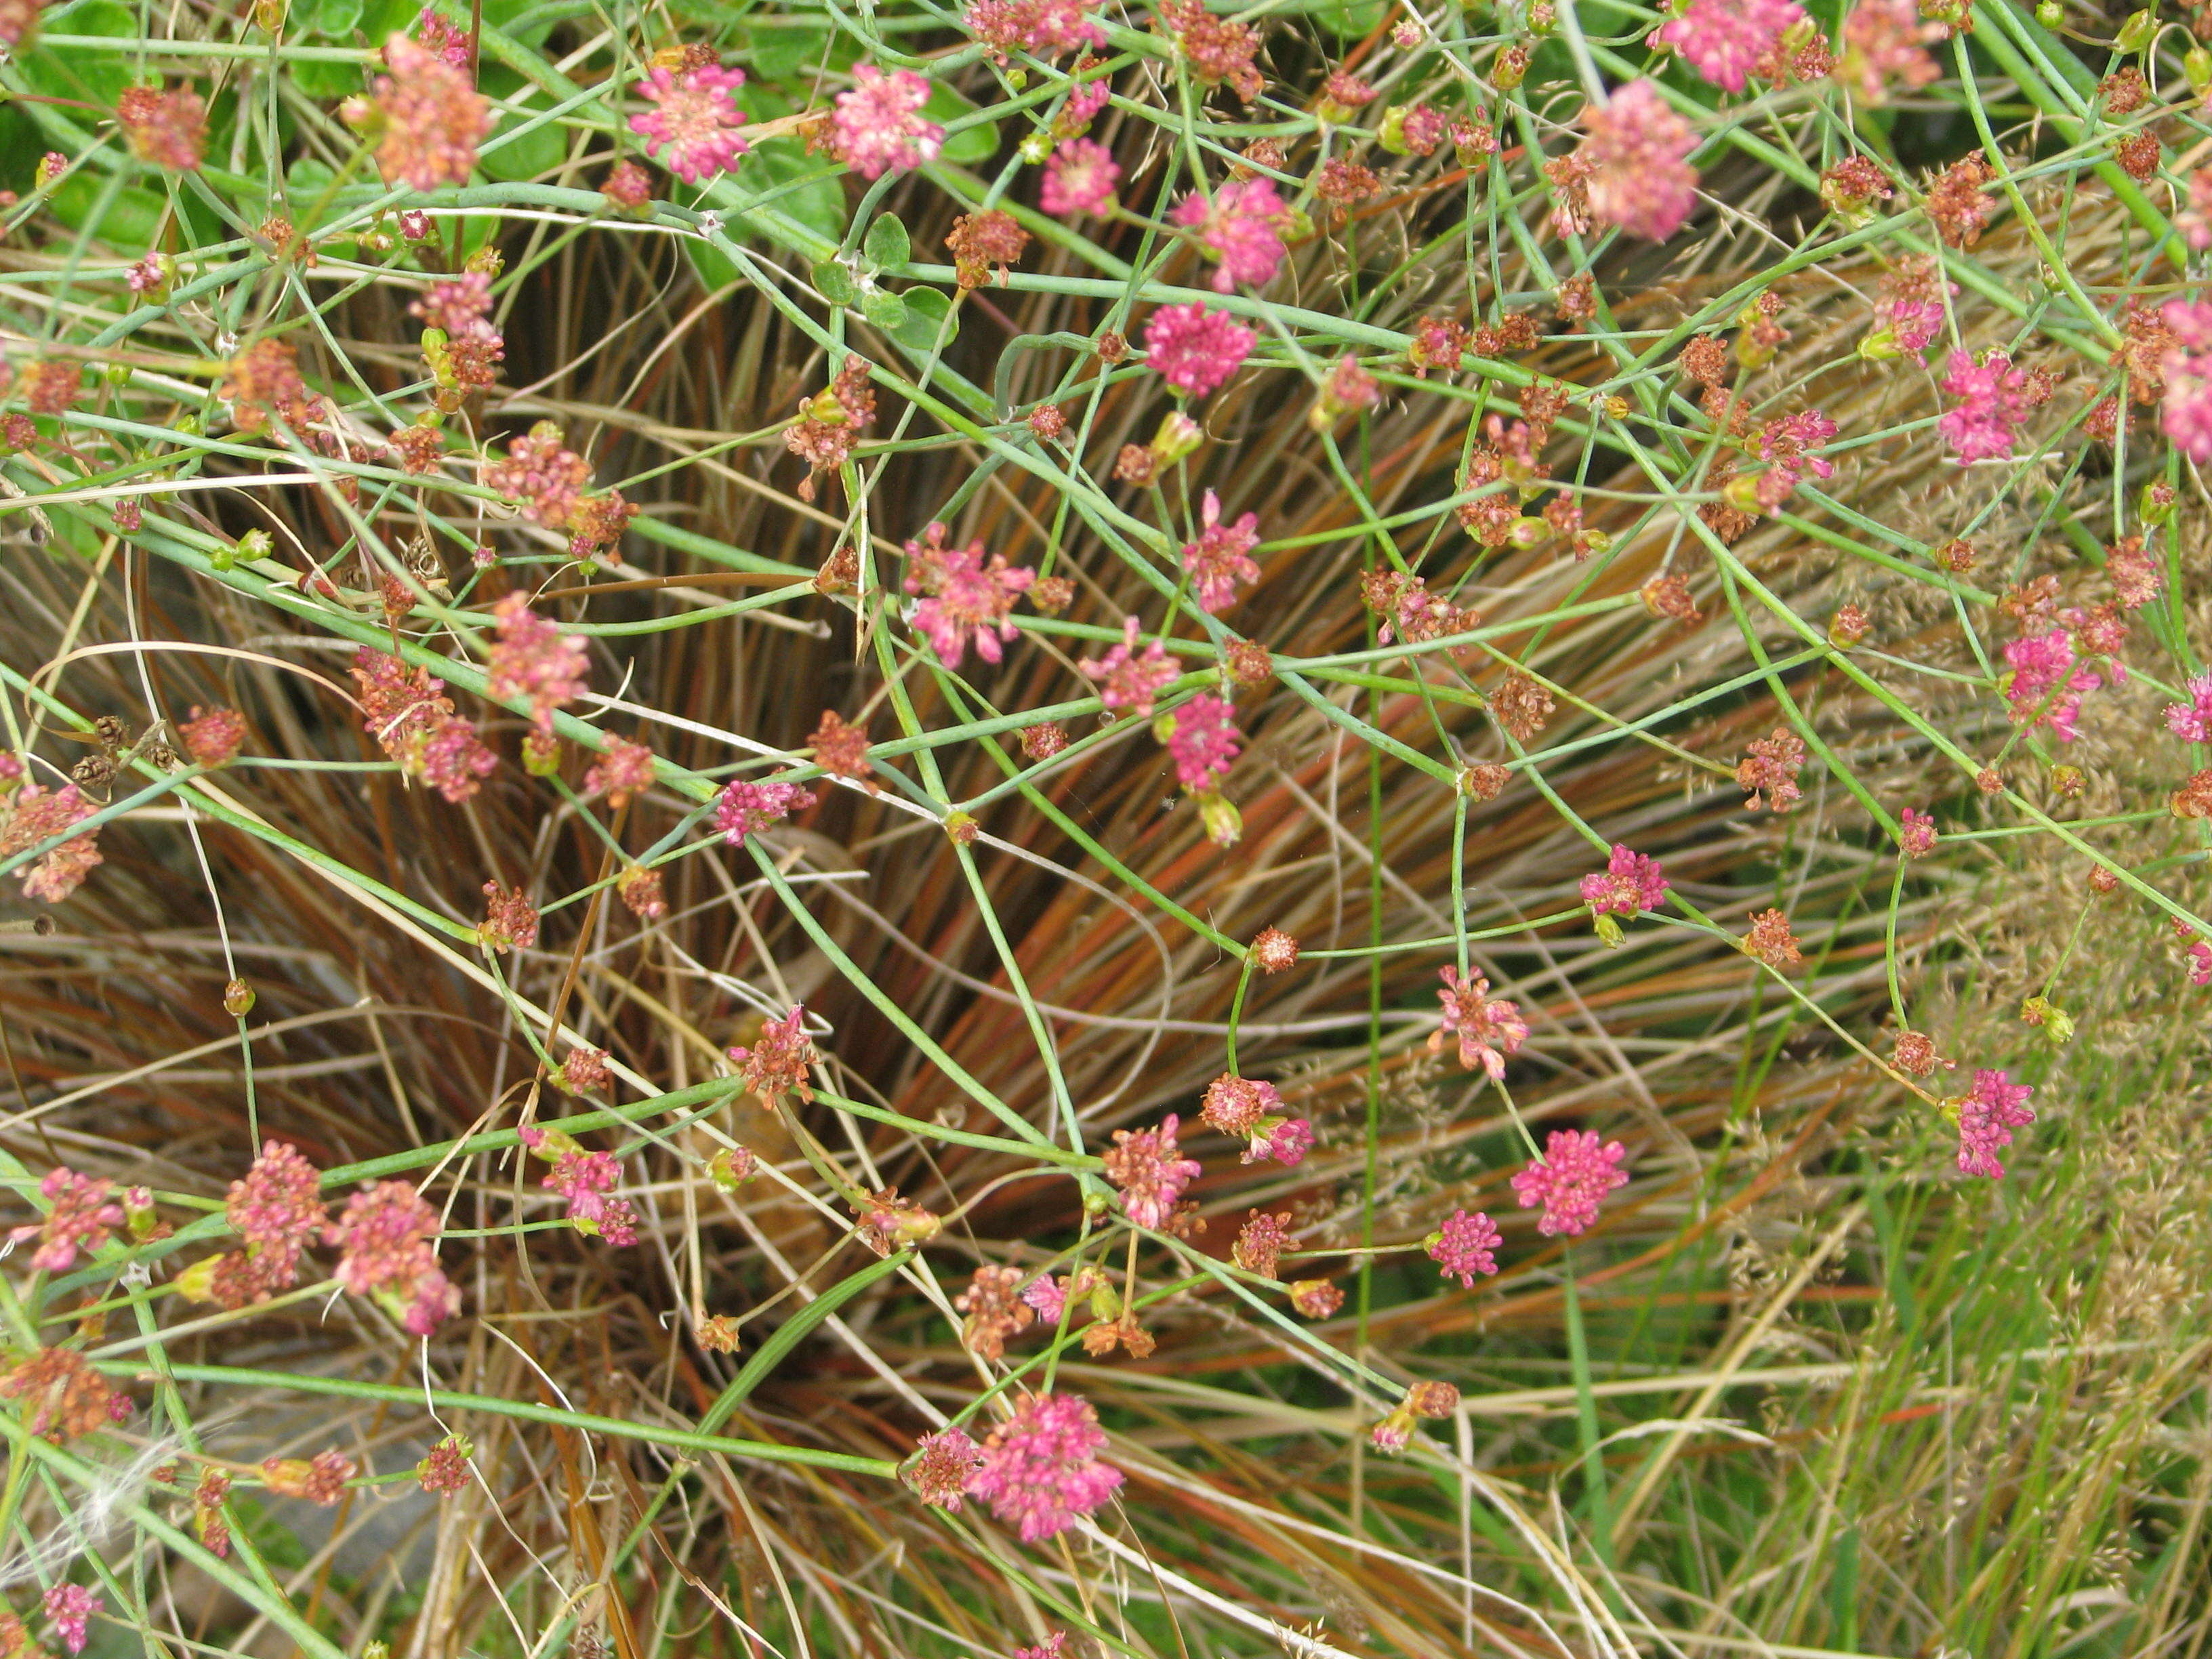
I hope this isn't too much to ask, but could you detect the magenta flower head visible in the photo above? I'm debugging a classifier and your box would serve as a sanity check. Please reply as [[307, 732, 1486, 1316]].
[[716, 777, 817, 846], [1171, 176, 1291, 291], [1579, 79, 1699, 241], [628, 63, 750, 184], [1143, 302, 1257, 397], [1427, 966, 1528, 1082], [2160, 299, 2212, 462], [1427, 1208, 1501, 1287], [1041, 137, 1120, 216], [1179, 489, 1261, 613], [9, 1168, 126, 1273], [903, 524, 1035, 667], [962, 1391, 1124, 1542], [369, 33, 493, 193], [830, 66, 944, 180], [1080, 617, 1179, 719], [1103, 1113, 1202, 1229], [1952, 1068, 2034, 1179], [325, 1180, 460, 1334], [485, 592, 590, 734], [226, 1140, 328, 1288], [1162, 693, 1242, 790], [1580, 844, 1669, 917], [1510, 1129, 1629, 1236], [2167, 674, 2212, 742], [43, 1585, 100, 1656], [1938, 349, 2034, 465], [1652, 0, 1806, 93]]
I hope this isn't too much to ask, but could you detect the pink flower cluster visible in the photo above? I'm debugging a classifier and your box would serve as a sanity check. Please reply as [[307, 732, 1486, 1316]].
[[716, 777, 816, 846], [830, 66, 943, 180], [960, 1392, 1124, 1542], [1510, 1129, 1629, 1236], [1579, 80, 1700, 242], [1428, 966, 1528, 1082], [2004, 628, 2102, 741], [1080, 618, 1179, 719], [1, 783, 103, 903], [1954, 1069, 2034, 1179], [1143, 302, 1256, 397], [9, 1167, 125, 1273], [2159, 299, 2212, 462], [1103, 1114, 1202, 1228], [1654, 0, 1806, 92], [1041, 138, 1120, 216], [485, 592, 590, 734], [965, 0, 1104, 59], [1164, 694, 1242, 791], [1428, 1208, 1501, 1287], [371, 33, 491, 193], [325, 1180, 460, 1334], [351, 647, 497, 804], [1938, 350, 2035, 465], [226, 1139, 329, 1296], [1181, 489, 1261, 612], [518, 1125, 638, 1246], [44, 1585, 99, 1656], [629, 63, 750, 184], [1580, 844, 1668, 916], [1171, 178, 1292, 291], [903, 523, 1035, 668]]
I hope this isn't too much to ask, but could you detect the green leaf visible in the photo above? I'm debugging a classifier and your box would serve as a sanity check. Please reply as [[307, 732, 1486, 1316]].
[[22, 0, 138, 105], [1284, 0, 1387, 34], [48, 176, 169, 255], [687, 240, 743, 293], [476, 67, 568, 182], [863, 212, 909, 273], [888, 285, 956, 359], [811, 260, 857, 306], [310, 0, 363, 36], [925, 83, 999, 166], [291, 56, 365, 98], [747, 16, 833, 81], [735, 137, 847, 252], [859, 287, 909, 331]]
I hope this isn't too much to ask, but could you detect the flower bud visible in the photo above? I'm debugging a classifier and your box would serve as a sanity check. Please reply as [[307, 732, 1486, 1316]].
[[1859, 327, 1902, 362], [1019, 131, 1052, 163], [1198, 790, 1242, 847], [2115, 8, 2155, 51], [2020, 994, 2074, 1046], [1376, 105, 1415, 155], [2138, 480, 2175, 525], [2034, 0, 2062, 22], [223, 979, 255, 1017], [173, 1254, 223, 1304], [1492, 44, 1528, 89], [1592, 910, 1625, 948], [123, 1187, 158, 1240], [1151, 411, 1204, 464], [522, 731, 560, 777], [708, 1146, 757, 1191], [1721, 474, 1765, 516]]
